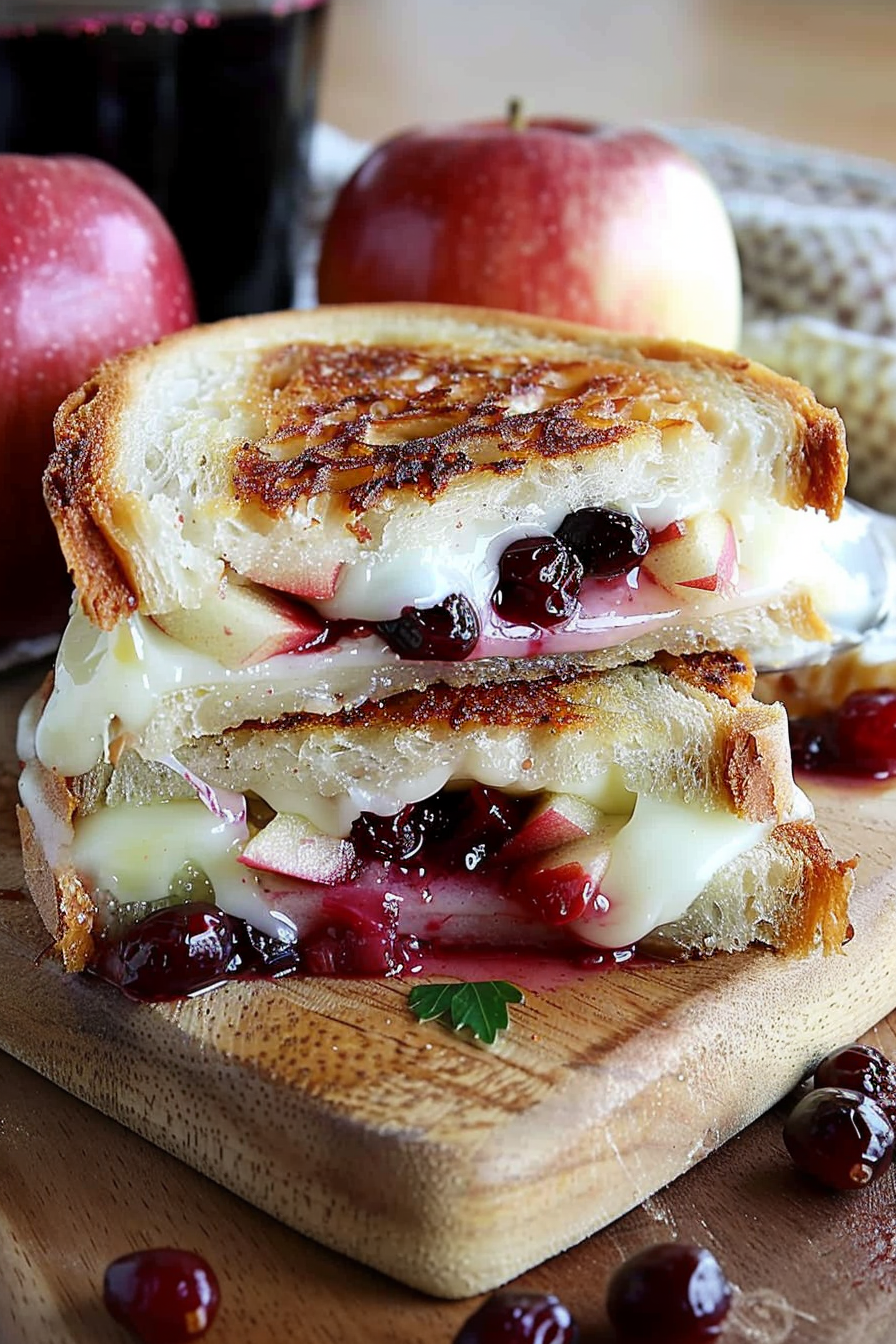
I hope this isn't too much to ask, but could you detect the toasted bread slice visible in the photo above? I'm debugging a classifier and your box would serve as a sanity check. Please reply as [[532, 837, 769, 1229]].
[[18, 652, 854, 974], [45, 304, 849, 671]]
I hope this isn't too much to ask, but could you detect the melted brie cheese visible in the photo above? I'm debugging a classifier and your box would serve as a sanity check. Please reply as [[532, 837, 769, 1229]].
[[70, 799, 296, 941], [575, 794, 767, 948]]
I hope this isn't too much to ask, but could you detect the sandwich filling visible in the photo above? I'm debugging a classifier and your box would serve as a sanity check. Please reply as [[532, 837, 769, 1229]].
[[20, 654, 847, 989]]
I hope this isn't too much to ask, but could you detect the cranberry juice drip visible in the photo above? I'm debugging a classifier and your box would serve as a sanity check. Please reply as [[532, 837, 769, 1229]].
[[0, 3, 328, 320]]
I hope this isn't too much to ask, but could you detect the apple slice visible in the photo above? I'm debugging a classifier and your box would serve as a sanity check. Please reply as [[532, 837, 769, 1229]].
[[154, 580, 326, 669], [642, 512, 738, 597], [236, 555, 343, 602], [239, 813, 358, 886], [500, 792, 602, 862], [507, 825, 623, 926]]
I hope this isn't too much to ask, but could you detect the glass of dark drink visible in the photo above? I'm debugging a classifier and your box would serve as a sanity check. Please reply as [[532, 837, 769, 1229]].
[[0, 0, 328, 320]]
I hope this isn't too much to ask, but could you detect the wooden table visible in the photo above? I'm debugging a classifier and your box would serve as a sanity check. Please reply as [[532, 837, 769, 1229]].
[[3, 1020, 896, 1344]]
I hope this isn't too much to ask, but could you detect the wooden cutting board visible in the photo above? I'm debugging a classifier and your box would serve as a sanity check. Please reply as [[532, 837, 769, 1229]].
[[3, 661, 896, 1301]]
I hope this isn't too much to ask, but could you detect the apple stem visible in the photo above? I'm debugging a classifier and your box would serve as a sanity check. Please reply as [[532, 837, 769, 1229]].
[[506, 97, 526, 132]]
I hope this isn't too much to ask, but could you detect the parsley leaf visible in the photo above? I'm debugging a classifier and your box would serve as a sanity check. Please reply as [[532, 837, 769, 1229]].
[[408, 980, 524, 1045]]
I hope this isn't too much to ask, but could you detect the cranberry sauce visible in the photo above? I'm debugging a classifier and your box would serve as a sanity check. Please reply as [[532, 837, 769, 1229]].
[[349, 785, 524, 870], [789, 689, 896, 780], [556, 507, 649, 578], [93, 902, 303, 1001], [0, 3, 328, 320], [491, 536, 583, 627]]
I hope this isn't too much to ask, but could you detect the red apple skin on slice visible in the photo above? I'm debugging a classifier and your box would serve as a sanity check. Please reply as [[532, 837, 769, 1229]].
[[642, 512, 738, 598], [240, 814, 358, 886], [500, 792, 601, 863], [506, 828, 621, 927], [154, 582, 326, 669]]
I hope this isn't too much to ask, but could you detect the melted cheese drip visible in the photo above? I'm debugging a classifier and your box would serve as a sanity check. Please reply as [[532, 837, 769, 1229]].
[[70, 800, 295, 940], [574, 793, 767, 948], [36, 609, 401, 778]]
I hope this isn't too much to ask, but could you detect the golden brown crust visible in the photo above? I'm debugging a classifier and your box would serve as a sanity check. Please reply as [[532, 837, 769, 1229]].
[[241, 651, 757, 739], [628, 333, 848, 521], [724, 715, 794, 823], [17, 804, 96, 972], [661, 649, 755, 706], [44, 303, 847, 627], [771, 820, 856, 956], [46, 380, 138, 630]]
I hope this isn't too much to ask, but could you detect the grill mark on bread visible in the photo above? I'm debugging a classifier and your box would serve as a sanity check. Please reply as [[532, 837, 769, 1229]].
[[661, 649, 755, 706], [233, 344, 645, 515], [42, 305, 849, 624], [239, 653, 759, 737]]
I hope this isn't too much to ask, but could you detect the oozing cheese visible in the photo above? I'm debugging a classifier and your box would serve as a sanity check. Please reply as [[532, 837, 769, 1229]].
[[36, 608, 404, 778], [35, 497, 871, 782], [312, 495, 864, 633], [575, 793, 766, 948], [70, 800, 296, 941]]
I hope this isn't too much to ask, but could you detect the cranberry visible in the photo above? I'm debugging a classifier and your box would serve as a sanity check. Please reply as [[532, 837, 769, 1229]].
[[509, 861, 596, 926], [606, 1244, 731, 1342], [789, 689, 896, 778], [835, 690, 896, 774], [453, 1292, 579, 1344], [783, 1086, 895, 1189], [788, 716, 833, 772], [491, 535, 582, 627], [376, 592, 480, 660], [95, 904, 236, 1002], [444, 785, 528, 871], [814, 1043, 896, 1119], [351, 802, 437, 863], [228, 921, 303, 979], [103, 1248, 219, 1344], [555, 508, 648, 578], [352, 787, 524, 872]]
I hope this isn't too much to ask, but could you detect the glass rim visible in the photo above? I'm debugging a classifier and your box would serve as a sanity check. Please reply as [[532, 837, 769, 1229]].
[[0, 0, 325, 27]]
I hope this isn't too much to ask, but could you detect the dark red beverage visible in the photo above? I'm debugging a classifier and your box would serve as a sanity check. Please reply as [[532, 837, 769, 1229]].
[[0, 0, 328, 320]]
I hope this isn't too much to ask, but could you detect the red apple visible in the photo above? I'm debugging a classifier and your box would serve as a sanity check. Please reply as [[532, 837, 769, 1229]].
[[0, 154, 195, 643], [318, 115, 741, 349], [499, 791, 600, 862]]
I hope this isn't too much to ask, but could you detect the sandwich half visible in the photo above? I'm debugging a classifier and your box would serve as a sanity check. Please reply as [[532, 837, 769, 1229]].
[[41, 304, 868, 745], [18, 650, 854, 994]]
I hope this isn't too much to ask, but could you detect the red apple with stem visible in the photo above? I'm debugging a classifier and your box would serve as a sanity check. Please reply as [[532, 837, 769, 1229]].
[[0, 155, 195, 643], [318, 107, 741, 350]]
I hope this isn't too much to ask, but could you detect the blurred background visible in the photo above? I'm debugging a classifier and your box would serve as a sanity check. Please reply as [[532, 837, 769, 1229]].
[[319, 0, 896, 161]]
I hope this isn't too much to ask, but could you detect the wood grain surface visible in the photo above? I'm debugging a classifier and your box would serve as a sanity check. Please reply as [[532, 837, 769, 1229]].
[[4, 658, 896, 1338]]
